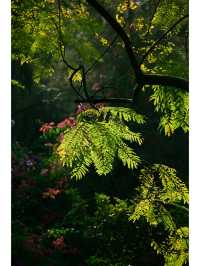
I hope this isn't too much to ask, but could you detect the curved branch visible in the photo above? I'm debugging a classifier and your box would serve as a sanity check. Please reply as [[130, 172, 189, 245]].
[[169, 203, 189, 212], [142, 74, 189, 91], [75, 71, 189, 105], [85, 0, 143, 82], [57, 0, 76, 71], [85, 34, 118, 75], [69, 67, 85, 100], [86, 0, 188, 93], [80, 65, 89, 99], [140, 14, 189, 64]]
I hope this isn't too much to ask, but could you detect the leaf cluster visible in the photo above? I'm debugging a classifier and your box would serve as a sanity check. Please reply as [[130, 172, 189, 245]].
[[129, 164, 189, 266], [57, 106, 145, 179], [150, 85, 189, 136]]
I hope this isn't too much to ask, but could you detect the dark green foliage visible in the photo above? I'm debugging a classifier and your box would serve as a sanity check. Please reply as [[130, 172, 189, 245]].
[[12, 145, 163, 266]]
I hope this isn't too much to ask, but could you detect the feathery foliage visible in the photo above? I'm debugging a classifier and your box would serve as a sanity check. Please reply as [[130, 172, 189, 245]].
[[57, 106, 145, 179], [129, 164, 189, 266], [151, 226, 188, 266], [150, 86, 189, 136]]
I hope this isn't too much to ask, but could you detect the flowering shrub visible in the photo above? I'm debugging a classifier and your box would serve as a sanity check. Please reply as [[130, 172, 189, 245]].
[[52, 236, 65, 250], [42, 188, 61, 199], [57, 117, 76, 128], [12, 145, 163, 266], [39, 122, 55, 134]]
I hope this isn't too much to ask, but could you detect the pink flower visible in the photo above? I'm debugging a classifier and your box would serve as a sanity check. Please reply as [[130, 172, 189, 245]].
[[42, 188, 61, 199], [57, 117, 76, 128], [52, 236, 65, 250], [39, 122, 54, 133]]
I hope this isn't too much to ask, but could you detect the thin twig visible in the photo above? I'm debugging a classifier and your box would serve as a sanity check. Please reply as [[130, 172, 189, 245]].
[[140, 14, 189, 65], [85, 34, 118, 75], [145, 0, 161, 37], [80, 65, 90, 99], [86, 0, 143, 82], [170, 203, 189, 213], [69, 67, 86, 100], [57, 0, 76, 71], [56, 0, 90, 101], [142, 73, 188, 91]]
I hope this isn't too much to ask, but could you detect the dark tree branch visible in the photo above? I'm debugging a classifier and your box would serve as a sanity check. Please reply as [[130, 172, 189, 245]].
[[75, 97, 134, 105], [53, 17, 86, 99], [80, 65, 90, 99], [69, 66, 86, 100], [132, 83, 144, 101], [140, 14, 189, 64], [169, 203, 189, 212], [85, 0, 189, 94], [57, 0, 190, 106], [75, 71, 189, 104], [57, 0, 76, 71], [142, 74, 189, 91], [57, 0, 92, 101], [85, 34, 118, 75], [85, 0, 143, 82]]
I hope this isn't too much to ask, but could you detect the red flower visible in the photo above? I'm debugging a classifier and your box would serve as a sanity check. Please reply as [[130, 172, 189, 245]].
[[42, 188, 61, 199], [57, 117, 76, 128], [39, 122, 54, 133], [57, 121, 66, 129], [52, 236, 65, 250]]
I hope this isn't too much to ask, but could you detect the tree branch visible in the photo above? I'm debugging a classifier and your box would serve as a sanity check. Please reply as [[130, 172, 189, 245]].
[[86, 0, 189, 94], [141, 14, 189, 64], [57, 0, 76, 71], [75, 71, 189, 104], [57, 0, 91, 101], [75, 97, 134, 105], [80, 65, 90, 99], [69, 66, 86, 100], [85, 34, 118, 75], [169, 203, 189, 213], [142, 73, 189, 91], [85, 0, 143, 82]]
